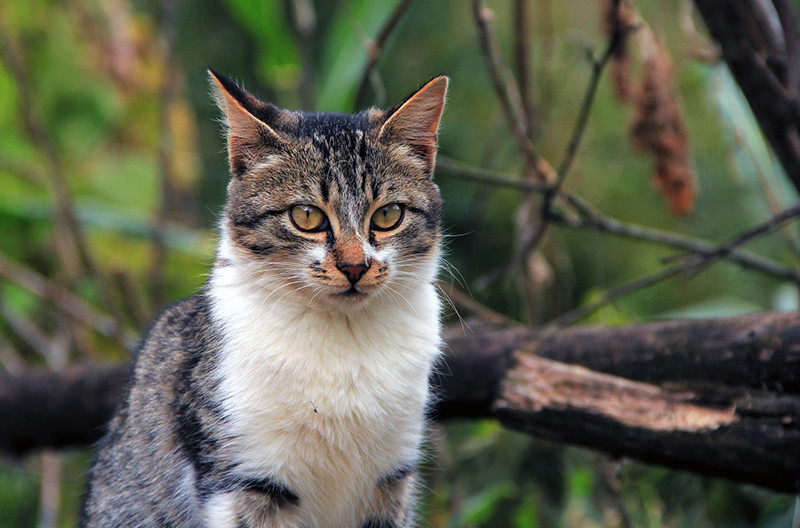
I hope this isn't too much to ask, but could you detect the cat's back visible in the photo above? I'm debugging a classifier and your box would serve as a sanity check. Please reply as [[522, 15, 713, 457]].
[[80, 294, 221, 527]]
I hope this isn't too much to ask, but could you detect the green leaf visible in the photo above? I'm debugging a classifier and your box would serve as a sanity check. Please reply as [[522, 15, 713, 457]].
[[223, 0, 301, 93], [317, 0, 397, 111]]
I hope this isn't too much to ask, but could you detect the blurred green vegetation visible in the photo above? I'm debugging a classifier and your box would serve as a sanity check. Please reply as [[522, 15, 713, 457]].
[[0, 0, 797, 526]]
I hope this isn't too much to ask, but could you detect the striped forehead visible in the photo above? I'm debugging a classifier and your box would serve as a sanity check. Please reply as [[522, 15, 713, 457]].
[[297, 113, 377, 221]]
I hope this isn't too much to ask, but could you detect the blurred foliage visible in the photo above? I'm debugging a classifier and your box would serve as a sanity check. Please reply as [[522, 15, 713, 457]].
[[0, 0, 798, 526]]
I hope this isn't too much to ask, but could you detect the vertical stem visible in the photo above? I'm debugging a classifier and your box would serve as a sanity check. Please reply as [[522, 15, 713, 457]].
[[353, 0, 416, 110], [289, 0, 317, 109], [512, 0, 547, 322], [0, 9, 126, 341], [514, 0, 535, 137], [149, 0, 180, 309], [0, 20, 94, 281], [37, 451, 63, 528]]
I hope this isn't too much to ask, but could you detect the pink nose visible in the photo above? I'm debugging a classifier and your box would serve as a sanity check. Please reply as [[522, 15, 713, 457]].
[[337, 262, 370, 284]]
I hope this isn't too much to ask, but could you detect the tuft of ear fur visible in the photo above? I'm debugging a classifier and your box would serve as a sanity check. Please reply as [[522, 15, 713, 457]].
[[378, 76, 449, 174], [208, 68, 287, 178]]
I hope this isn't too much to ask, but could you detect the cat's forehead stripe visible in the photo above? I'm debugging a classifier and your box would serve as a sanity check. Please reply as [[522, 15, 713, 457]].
[[296, 112, 370, 141]]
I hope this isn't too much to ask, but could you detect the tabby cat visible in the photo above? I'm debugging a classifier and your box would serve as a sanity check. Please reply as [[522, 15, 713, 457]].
[[79, 70, 448, 528]]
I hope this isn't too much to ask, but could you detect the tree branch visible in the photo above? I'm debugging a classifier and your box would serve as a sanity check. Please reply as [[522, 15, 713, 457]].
[[437, 160, 800, 284], [554, 194, 800, 283], [474, 1, 626, 290], [437, 157, 550, 193], [0, 252, 135, 345], [2, 312, 799, 493], [0, 20, 97, 284], [693, 0, 800, 194], [663, 202, 800, 264], [471, 0, 543, 175], [289, 0, 317, 109], [149, 0, 181, 310], [353, 0, 415, 110]]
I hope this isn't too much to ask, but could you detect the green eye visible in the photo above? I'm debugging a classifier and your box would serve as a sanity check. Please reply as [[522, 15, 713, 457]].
[[371, 203, 404, 231], [289, 205, 328, 232]]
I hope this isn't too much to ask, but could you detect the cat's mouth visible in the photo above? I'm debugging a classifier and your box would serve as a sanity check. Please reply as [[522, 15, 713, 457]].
[[337, 285, 367, 297]]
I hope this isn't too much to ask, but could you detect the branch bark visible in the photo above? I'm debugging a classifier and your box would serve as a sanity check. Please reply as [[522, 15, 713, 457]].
[[693, 0, 800, 194], [1, 312, 798, 493]]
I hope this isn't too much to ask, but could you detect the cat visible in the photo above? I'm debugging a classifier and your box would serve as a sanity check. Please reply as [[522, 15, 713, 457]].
[[79, 70, 448, 528]]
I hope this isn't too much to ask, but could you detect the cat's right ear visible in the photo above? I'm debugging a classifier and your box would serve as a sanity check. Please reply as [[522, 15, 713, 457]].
[[208, 69, 288, 177]]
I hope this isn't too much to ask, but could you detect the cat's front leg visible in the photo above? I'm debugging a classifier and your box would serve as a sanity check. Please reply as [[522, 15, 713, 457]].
[[203, 493, 238, 528], [362, 465, 418, 528], [201, 475, 303, 528]]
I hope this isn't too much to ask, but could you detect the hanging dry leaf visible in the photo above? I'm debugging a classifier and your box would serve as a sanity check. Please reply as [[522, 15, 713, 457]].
[[630, 33, 697, 215]]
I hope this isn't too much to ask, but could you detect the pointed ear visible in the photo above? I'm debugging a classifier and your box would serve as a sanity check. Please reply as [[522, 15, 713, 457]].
[[378, 76, 449, 174], [208, 68, 288, 177]]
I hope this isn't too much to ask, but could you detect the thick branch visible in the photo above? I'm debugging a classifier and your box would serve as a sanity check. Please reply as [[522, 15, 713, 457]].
[[0, 364, 129, 455], [693, 0, 800, 194], [1, 312, 799, 492]]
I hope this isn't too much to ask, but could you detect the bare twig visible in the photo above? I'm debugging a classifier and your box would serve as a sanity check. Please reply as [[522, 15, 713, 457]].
[[663, 202, 800, 264], [539, 0, 556, 122], [740, 125, 800, 260], [511, 0, 549, 323], [551, 262, 691, 327], [0, 334, 26, 375], [437, 157, 551, 193], [556, 0, 626, 182], [110, 270, 150, 329], [436, 281, 520, 327], [38, 451, 62, 528], [148, 0, 181, 310], [0, 253, 134, 344], [0, 301, 53, 363], [513, 0, 535, 137], [0, 15, 127, 340], [475, 219, 550, 290], [289, 0, 317, 109], [439, 157, 800, 284], [0, 23, 96, 280], [353, 0, 415, 110], [554, 194, 800, 283], [554, 203, 800, 326], [471, 0, 543, 174], [475, 0, 627, 291]]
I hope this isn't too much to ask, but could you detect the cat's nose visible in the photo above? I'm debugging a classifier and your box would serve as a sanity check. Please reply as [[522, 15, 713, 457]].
[[337, 262, 370, 284]]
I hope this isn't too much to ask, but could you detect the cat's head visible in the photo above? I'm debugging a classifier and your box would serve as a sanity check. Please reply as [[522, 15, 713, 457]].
[[210, 70, 448, 310]]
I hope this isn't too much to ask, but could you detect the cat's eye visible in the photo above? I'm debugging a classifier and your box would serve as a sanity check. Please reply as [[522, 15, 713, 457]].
[[371, 203, 404, 231], [289, 205, 329, 232]]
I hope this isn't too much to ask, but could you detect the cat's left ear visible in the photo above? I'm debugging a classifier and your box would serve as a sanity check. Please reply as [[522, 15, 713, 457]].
[[378, 76, 449, 175]]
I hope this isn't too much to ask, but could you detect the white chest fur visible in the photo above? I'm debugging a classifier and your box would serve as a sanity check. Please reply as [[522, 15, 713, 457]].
[[208, 260, 441, 527]]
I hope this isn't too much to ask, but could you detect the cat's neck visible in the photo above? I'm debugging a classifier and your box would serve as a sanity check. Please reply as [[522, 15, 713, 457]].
[[205, 232, 442, 526]]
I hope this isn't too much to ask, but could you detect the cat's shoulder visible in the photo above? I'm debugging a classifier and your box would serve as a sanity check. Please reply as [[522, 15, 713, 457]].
[[145, 292, 215, 338], [131, 292, 220, 370]]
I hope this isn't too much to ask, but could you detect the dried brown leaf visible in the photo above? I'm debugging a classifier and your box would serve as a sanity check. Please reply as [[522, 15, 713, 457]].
[[630, 34, 697, 215]]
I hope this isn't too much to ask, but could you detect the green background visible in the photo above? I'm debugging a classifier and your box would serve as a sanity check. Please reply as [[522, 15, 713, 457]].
[[0, 0, 797, 526]]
